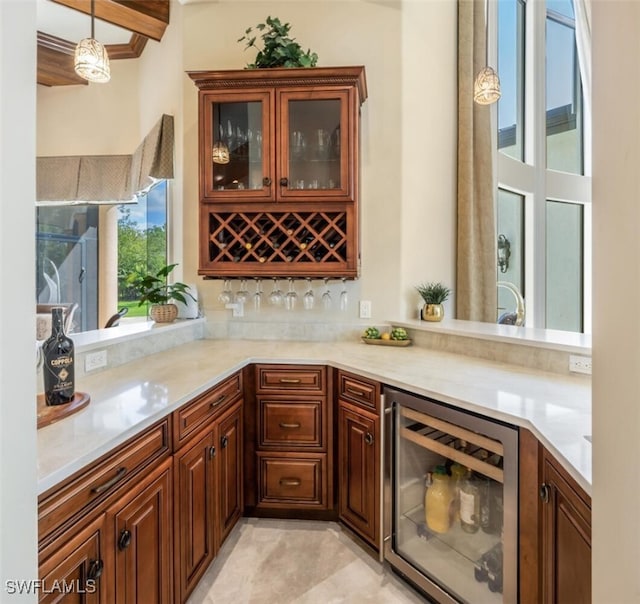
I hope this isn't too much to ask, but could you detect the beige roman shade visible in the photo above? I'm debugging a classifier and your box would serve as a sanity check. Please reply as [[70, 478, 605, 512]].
[[37, 114, 174, 205]]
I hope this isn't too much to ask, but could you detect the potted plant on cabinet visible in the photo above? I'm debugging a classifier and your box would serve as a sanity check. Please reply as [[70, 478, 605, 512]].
[[416, 282, 452, 322], [238, 16, 318, 68], [129, 263, 195, 324]]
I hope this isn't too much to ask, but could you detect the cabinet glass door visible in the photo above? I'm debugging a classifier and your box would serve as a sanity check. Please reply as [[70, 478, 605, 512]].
[[203, 91, 272, 200], [279, 90, 351, 200]]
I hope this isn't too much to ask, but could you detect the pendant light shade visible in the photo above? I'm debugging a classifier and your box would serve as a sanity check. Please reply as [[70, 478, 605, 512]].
[[74, 0, 110, 83], [473, 66, 501, 105], [212, 141, 230, 164]]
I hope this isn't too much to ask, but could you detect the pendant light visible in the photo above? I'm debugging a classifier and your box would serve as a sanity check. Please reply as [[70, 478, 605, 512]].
[[74, 0, 111, 83], [212, 105, 230, 165], [473, 0, 501, 105]]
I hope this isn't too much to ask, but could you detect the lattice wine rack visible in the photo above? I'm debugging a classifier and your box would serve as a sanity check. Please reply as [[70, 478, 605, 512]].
[[201, 209, 356, 278]]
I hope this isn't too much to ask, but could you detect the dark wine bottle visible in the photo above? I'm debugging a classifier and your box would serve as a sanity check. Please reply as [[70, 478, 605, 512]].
[[42, 307, 75, 406]]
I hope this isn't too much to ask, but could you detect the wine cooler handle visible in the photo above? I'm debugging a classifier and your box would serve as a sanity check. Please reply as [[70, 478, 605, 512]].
[[540, 483, 550, 503], [263, 177, 272, 187], [364, 432, 374, 446]]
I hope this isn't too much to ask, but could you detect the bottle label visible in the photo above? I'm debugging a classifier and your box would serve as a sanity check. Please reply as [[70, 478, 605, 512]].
[[460, 490, 476, 525]]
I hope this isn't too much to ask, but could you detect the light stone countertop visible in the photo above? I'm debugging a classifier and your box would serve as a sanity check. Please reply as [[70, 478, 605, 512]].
[[37, 339, 592, 497]]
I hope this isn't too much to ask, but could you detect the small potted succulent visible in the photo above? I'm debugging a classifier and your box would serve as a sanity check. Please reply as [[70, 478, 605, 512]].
[[416, 282, 452, 322], [238, 16, 318, 69], [129, 263, 195, 324]]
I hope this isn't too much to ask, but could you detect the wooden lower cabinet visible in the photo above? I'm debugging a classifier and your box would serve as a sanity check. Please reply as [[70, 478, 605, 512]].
[[174, 400, 243, 603], [39, 514, 107, 603], [107, 457, 173, 604], [541, 448, 592, 604], [338, 401, 379, 548]]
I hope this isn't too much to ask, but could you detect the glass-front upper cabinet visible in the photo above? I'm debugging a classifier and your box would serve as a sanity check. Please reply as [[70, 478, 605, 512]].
[[277, 90, 351, 201], [201, 90, 273, 201]]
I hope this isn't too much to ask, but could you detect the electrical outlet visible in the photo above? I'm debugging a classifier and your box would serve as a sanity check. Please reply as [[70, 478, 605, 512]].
[[359, 300, 372, 319], [85, 349, 108, 372], [569, 355, 592, 375]]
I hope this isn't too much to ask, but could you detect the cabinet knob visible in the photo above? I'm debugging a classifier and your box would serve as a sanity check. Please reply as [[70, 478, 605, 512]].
[[364, 432, 374, 446], [87, 559, 104, 581], [209, 445, 216, 459], [262, 177, 272, 187], [540, 483, 550, 503], [221, 435, 229, 449], [118, 529, 132, 551], [279, 177, 289, 187]]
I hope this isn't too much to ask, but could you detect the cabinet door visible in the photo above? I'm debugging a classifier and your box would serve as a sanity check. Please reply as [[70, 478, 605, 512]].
[[338, 402, 379, 548], [278, 89, 353, 201], [201, 90, 273, 201], [39, 514, 107, 603], [108, 458, 173, 604], [174, 431, 217, 603], [541, 454, 592, 603], [218, 402, 243, 545]]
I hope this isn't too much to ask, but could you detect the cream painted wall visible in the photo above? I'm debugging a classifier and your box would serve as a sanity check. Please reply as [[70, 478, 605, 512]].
[[181, 0, 457, 322], [592, 1, 640, 601], [1, 0, 38, 600]]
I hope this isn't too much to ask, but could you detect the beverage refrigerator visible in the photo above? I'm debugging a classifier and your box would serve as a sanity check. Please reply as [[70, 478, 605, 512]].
[[383, 386, 519, 603]]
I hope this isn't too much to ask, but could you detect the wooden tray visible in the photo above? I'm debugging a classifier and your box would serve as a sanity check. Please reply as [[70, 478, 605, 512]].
[[361, 338, 412, 347], [37, 392, 90, 429]]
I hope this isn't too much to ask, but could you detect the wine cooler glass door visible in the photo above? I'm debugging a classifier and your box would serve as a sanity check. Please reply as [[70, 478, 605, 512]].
[[384, 388, 518, 604]]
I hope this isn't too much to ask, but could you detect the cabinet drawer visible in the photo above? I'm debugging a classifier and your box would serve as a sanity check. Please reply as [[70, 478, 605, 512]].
[[259, 399, 323, 449], [173, 372, 242, 446], [337, 371, 380, 411], [257, 453, 327, 508], [256, 365, 325, 394], [39, 419, 170, 542]]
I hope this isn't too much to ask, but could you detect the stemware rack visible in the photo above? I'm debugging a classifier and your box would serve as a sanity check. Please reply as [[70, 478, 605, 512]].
[[201, 208, 356, 278]]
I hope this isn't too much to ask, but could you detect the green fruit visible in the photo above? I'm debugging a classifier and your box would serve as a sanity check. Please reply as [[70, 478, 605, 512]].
[[363, 327, 381, 339], [391, 327, 408, 340]]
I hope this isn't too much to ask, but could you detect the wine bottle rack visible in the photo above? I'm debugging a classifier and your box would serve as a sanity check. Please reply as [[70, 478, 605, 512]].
[[200, 209, 356, 278]]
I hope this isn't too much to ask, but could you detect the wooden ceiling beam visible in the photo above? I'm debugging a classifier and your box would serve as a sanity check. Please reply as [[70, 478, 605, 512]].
[[50, 0, 170, 42]]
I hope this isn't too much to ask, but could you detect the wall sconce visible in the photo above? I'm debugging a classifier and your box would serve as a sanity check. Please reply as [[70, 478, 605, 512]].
[[497, 234, 511, 273]]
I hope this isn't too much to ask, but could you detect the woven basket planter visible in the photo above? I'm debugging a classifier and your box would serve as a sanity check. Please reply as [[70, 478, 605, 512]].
[[149, 303, 178, 323]]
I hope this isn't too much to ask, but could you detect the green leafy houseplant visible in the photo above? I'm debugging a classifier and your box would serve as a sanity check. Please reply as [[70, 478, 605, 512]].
[[238, 16, 318, 69], [128, 264, 195, 323], [415, 282, 452, 305]]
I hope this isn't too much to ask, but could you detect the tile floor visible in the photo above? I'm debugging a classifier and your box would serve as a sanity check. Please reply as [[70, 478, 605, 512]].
[[187, 518, 428, 603]]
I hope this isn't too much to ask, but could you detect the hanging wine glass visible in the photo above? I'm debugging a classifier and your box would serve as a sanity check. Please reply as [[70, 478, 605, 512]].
[[303, 278, 315, 310], [269, 278, 284, 306], [339, 278, 348, 312], [285, 278, 298, 311], [254, 279, 263, 311], [218, 279, 233, 304], [235, 279, 250, 305], [322, 278, 332, 310]]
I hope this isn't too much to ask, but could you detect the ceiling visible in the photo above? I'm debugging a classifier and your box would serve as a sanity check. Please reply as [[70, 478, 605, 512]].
[[37, 0, 171, 86]]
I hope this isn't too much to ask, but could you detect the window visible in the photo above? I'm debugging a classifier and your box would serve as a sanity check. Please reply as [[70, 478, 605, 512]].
[[35, 181, 168, 334], [496, 0, 591, 333]]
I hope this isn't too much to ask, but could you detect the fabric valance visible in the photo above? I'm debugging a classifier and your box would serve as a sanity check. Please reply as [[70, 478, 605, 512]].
[[36, 114, 174, 205]]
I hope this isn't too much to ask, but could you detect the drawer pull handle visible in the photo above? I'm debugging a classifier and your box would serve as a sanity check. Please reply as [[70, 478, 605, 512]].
[[118, 529, 132, 551], [279, 378, 302, 384], [87, 559, 104, 581], [346, 387, 365, 397], [279, 422, 301, 429], [210, 394, 226, 408], [279, 478, 301, 487], [364, 432, 374, 446], [91, 467, 127, 494]]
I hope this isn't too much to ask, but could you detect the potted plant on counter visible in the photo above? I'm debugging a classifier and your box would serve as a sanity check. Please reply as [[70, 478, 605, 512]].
[[129, 263, 195, 324], [416, 282, 452, 322]]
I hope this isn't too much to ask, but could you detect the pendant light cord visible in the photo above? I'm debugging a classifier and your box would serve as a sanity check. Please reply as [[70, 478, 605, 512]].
[[90, 0, 95, 39]]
